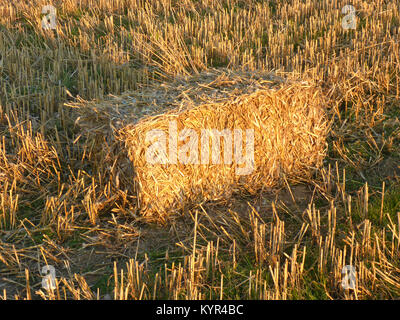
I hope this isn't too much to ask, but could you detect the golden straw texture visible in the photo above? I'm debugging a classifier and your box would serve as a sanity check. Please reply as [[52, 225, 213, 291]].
[[120, 83, 330, 220]]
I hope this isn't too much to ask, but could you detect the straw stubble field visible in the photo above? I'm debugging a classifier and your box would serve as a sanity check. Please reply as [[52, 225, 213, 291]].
[[0, 0, 400, 300]]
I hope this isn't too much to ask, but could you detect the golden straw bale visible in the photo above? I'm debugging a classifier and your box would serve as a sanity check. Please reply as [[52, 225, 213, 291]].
[[120, 83, 330, 221]]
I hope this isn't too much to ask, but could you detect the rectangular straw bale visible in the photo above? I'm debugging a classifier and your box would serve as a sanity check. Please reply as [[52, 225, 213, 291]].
[[120, 83, 330, 221]]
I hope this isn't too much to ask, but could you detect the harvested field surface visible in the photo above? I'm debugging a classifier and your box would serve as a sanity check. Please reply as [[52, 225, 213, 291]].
[[0, 0, 400, 300]]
